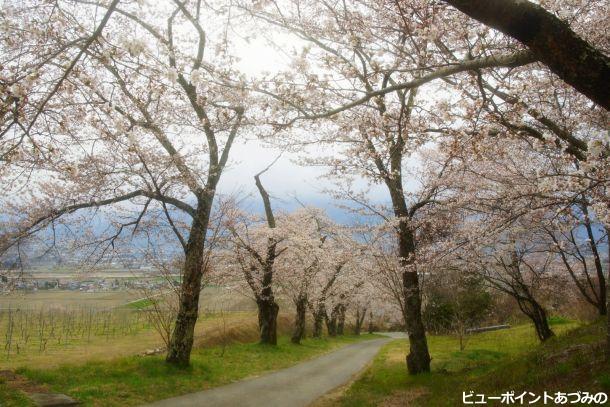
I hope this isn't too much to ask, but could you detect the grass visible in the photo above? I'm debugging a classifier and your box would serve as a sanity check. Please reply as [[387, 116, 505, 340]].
[[4, 334, 378, 406], [0, 381, 34, 407], [335, 320, 609, 406], [124, 297, 155, 310], [0, 308, 263, 370]]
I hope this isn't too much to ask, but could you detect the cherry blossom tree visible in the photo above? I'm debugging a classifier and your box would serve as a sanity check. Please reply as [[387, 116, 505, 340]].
[[238, 0, 574, 374], [460, 220, 557, 341], [1, 0, 252, 366], [544, 204, 608, 316], [439, 0, 610, 109], [1, 0, 120, 165], [223, 168, 285, 345]]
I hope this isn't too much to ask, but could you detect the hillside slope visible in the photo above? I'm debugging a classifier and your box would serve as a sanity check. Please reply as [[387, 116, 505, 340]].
[[333, 320, 609, 406]]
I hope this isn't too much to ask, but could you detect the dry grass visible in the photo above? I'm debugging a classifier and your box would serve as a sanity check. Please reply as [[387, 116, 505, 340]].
[[0, 311, 294, 370], [0, 291, 137, 310], [380, 388, 429, 407]]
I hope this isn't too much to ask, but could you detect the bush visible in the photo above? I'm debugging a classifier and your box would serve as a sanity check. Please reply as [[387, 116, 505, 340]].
[[423, 276, 492, 334]]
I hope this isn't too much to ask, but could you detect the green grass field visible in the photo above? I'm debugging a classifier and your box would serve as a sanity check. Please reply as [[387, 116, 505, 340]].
[[2, 334, 378, 407], [334, 320, 608, 406]]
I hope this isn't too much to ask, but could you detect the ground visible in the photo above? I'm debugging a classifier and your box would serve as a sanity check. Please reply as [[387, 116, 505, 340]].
[[146, 337, 390, 407], [0, 287, 257, 369], [1, 289, 607, 407], [1, 334, 378, 406], [333, 319, 609, 406]]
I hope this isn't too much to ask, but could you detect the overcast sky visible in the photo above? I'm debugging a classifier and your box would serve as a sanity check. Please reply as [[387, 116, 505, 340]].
[[214, 33, 393, 223]]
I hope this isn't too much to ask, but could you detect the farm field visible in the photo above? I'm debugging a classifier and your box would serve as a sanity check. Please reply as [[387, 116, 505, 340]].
[[0, 291, 137, 310], [0, 287, 260, 369], [0, 286, 257, 311], [0, 309, 265, 370]]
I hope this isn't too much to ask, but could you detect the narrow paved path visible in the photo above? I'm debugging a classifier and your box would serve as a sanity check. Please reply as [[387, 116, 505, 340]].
[[145, 336, 399, 407]]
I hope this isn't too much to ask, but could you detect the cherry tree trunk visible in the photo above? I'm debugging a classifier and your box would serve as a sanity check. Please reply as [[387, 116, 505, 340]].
[[386, 176, 431, 374], [165, 207, 209, 366], [397, 221, 431, 374], [354, 307, 367, 335], [441, 0, 610, 109], [607, 276, 610, 361], [291, 295, 308, 344], [254, 173, 280, 345], [403, 269, 431, 373], [326, 310, 337, 337], [312, 304, 326, 338], [520, 299, 554, 342], [607, 236, 610, 361], [337, 305, 346, 336], [583, 210, 607, 316], [532, 303, 554, 341], [257, 298, 279, 345]]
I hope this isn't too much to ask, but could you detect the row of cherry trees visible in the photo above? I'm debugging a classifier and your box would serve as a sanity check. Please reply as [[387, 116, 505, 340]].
[[216, 201, 381, 345], [1, 0, 608, 372]]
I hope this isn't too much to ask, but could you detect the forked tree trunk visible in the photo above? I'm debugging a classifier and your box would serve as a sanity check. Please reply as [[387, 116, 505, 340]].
[[337, 305, 346, 335], [254, 171, 280, 345], [518, 298, 554, 341], [166, 206, 210, 366], [311, 302, 326, 338], [326, 308, 338, 337], [354, 306, 367, 335], [258, 298, 279, 345], [368, 310, 374, 334], [291, 294, 308, 344]]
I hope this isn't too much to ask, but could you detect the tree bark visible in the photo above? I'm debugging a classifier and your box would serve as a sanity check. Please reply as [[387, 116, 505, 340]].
[[354, 306, 367, 335], [165, 202, 210, 366], [337, 304, 346, 335], [326, 306, 338, 337], [291, 294, 308, 344], [441, 0, 610, 110], [388, 182, 431, 374], [258, 298, 279, 345], [582, 205, 607, 315], [311, 302, 326, 338], [516, 297, 554, 341], [531, 302, 554, 341], [606, 229, 610, 361], [402, 267, 432, 373], [254, 170, 280, 345]]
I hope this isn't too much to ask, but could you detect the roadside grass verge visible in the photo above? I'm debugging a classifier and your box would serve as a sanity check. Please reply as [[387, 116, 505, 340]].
[[9, 334, 378, 406], [335, 321, 609, 406]]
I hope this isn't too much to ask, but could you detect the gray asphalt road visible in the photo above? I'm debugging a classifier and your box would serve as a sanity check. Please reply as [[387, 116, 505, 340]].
[[144, 337, 394, 407]]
